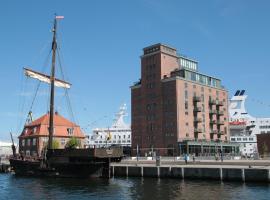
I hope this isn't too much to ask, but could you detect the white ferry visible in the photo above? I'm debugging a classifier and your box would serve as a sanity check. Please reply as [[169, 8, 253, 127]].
[[87, 104, 131, 148], [0, 141, 15, 157], [229, 90, 270, 157]]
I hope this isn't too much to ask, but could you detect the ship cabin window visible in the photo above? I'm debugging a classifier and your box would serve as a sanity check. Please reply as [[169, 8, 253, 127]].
[[249, 138, 253, 141], [231, 138, 235, 141], [67, 128, 74, 136], [32, 138, 36, 146], [95, 141, 98, 143], [237, 138, 241, 141], [243, 138, 247, 141], [128, 135, 130, 138]]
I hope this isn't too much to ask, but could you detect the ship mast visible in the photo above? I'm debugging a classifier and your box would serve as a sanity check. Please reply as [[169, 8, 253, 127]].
[[48, 18, 57, 149]]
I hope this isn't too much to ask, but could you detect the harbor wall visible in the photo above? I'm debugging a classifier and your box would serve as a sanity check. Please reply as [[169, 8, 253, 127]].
[[111, 165, 270, 182]]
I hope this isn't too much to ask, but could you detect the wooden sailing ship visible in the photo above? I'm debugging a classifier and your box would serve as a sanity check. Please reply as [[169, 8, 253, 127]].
[[9, 16, 123, 178]]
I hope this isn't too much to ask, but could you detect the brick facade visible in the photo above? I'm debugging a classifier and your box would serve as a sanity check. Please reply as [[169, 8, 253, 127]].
[[131, 43, 232, 156]]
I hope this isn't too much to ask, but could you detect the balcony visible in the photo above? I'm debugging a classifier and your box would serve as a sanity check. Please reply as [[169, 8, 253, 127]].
[[217, 120, 224, 125], [209, 109, 217, 115], [194, 128, 203, 133], [210, 129, 218, 134], [210, 119, 216, 124], [209, 99, 216, 105], [216, 100, 224, 106], [193, 96, 201, 102], [194, 117, 202, 123], [217, 131, 225, 135], [217, 110, 224, 115], [193, 107, 202, 112]]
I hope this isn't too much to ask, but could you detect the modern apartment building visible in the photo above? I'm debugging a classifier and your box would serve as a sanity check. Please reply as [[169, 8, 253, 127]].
[[131, 43, 238, 156]]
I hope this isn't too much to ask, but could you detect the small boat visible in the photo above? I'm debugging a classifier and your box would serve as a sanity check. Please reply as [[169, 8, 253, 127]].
[[9, 15, 123, 178]]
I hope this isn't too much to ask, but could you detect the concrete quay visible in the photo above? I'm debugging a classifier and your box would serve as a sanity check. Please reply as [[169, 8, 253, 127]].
[[111, 159, 270, 182]]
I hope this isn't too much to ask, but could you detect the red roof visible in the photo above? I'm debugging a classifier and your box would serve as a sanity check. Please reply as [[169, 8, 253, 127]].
[[26, 113, 77, 127], [19, 113, 85, 138]]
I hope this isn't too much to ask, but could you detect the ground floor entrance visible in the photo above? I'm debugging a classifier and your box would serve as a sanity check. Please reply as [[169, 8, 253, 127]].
[[178, 140, 240, 157]]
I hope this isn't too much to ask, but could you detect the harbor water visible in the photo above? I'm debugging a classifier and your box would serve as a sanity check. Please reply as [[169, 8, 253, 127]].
[[0, 174, 270, 200]]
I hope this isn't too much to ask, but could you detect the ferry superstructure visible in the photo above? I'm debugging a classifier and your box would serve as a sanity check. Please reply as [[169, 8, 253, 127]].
[[229, 90, 270, 157], [88, 104, 131, 147], [0, 141, 15, 156]]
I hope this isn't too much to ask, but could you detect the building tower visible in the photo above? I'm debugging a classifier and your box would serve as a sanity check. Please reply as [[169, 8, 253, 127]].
[[131, 43, 238, 156]]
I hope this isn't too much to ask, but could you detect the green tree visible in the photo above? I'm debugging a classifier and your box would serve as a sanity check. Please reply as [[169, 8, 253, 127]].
[[65, 137, 81, 149], [44, 139, 60, 149]]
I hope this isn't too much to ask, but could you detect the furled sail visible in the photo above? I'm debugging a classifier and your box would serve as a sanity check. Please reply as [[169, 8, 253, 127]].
[[24, 67, 71, 89]]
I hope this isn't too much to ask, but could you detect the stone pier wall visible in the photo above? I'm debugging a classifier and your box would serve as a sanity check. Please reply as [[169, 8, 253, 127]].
[[111, 165, 270, 182]]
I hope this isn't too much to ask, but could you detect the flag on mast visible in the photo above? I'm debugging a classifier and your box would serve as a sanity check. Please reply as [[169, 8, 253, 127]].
[[55, 16, 64, 20]]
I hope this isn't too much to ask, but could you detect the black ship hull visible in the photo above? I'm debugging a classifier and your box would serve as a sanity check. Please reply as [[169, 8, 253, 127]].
[[10, 147, 122, 178]]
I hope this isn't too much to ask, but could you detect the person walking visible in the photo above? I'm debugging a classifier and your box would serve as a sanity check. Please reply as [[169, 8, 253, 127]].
[[184, 153, 188, 164], [220, 150, 223, 162], [192, 153, 196, 162]]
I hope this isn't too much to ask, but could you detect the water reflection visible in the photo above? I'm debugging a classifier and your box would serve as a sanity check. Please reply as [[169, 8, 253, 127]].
[[1, 174, 270, 200]]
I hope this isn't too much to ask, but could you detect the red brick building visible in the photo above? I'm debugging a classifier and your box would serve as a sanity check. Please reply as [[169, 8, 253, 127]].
[[131, 43, 238, 156], [19, 112, 85, 156]]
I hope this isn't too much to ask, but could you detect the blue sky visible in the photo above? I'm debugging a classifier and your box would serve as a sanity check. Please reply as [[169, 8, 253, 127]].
[[0, 0, 270, 141]]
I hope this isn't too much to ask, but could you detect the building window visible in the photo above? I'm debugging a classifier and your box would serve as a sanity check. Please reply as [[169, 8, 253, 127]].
[[32, 138, 36, 146], [185, 111, 188, 115], [185, 82, 188, 88], [231, 138, 236, 141], [22, 139, 25, 146], [61, 139, 65, 146], [27, 139, 31, 146], [201, 87, 204, 92], [67, 128, 74, 136], [185, 90, 188, 99], [185, 101, 188, 109]]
